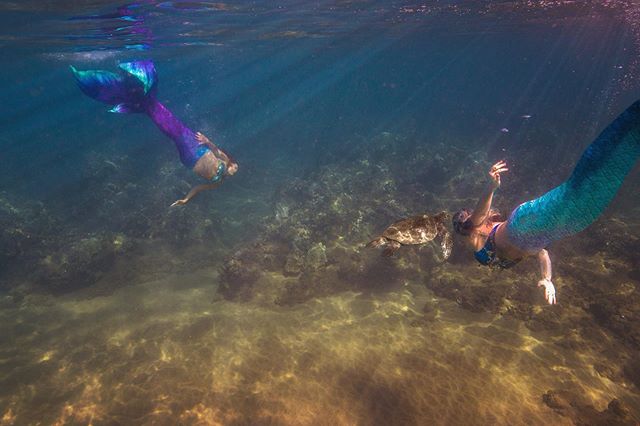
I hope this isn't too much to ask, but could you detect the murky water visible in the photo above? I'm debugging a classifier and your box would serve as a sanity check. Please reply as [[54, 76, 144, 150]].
[[1, 1, 639, 424]]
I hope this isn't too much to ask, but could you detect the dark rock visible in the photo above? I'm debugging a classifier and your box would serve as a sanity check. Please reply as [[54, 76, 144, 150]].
[[542, 389, 637, 425], [35, 233, 126, 294], [283, 249, 304, 276], [217, 257, 259, 302], [427, 275, 506, 314], [305, 242, 327, 271], [589, 299, 640, 349], [542, 390, 571, 410], [525, 305, 563, 332], [623, 358, 640, 389], [607, 399, 630, 419]]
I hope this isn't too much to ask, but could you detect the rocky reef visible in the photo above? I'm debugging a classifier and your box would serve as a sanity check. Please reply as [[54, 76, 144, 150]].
[[217, 132, 476, 305], [0, 151, 245, 295], [0, 190, 135, 294]]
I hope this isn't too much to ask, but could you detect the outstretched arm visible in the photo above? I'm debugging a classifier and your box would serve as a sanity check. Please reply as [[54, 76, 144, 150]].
[[536, 249, 557, 304], [171, 182, 222, 207], [468, 161, 508, 226]]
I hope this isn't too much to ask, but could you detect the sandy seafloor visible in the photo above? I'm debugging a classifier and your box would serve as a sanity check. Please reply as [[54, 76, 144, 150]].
[[1, 252, 639, 426], [0, 266, 630, 425], [2, 1, 640, 424]]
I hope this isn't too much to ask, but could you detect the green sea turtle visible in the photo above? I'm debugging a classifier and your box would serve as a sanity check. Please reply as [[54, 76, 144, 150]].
[[367, 211, 452, 258]]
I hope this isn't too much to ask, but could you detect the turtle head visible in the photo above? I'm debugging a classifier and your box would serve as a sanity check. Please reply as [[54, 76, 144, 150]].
[[434, 211, 451, 222], [452, 208, 473, 236]]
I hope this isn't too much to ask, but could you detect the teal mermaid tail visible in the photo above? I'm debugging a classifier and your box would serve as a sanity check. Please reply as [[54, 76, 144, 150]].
[[70, 61, 156, 113], [71, 60, 206, 169], [506, 100, 640, 252]]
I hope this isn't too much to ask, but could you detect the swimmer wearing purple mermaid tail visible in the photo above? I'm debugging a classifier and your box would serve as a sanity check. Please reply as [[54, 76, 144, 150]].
[[70, 60, 238, 206], [453, 100, 640, 305]]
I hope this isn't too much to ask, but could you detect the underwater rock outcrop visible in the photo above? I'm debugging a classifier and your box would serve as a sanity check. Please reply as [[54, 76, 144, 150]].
[[35, 233, 130, 294], [218, 243, 278, 301], [542, 390, 635, 425], [217, 131, 481, 305], [0, 193, 58, 284], [0, 150, 237, 294]]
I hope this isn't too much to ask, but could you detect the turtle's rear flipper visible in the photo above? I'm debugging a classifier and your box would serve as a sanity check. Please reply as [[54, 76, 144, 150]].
[[366, 237, 387, 248], [382, 241, 401, 257]]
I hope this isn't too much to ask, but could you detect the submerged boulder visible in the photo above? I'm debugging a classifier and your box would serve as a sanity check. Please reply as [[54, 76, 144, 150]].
[[542, 389, 636, 425], [36, 233, 129, 294], [305, 242, 327, 271]]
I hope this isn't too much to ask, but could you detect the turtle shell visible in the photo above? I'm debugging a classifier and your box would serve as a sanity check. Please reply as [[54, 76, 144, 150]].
[[382, 214, 440, 245]]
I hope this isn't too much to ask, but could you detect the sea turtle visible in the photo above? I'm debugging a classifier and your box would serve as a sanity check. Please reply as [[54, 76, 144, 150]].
[[367, 211, 452, 258]]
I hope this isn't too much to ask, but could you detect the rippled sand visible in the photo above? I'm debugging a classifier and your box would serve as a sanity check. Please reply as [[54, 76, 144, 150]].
[[1, 250, 637, 425]]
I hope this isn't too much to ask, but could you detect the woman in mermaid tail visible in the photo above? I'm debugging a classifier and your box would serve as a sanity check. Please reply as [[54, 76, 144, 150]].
[[71, 60, 238, 206], [453, 100, 640, 304]]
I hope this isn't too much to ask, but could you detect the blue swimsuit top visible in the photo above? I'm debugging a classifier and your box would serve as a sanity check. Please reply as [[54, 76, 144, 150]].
[[194, 144, 227, 182], [211, 160, 226, 182], [474, 224, 521, 269]]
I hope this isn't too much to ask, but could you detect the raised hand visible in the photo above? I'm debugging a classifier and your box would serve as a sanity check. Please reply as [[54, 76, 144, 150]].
[[195, 132, 212, 145], [537, 278, 557, 305], [489, 160, 508, 189]]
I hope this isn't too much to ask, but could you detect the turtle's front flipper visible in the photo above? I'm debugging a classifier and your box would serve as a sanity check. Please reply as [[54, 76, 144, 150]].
[[382, 241, 401, 257], [435, 220, 452, 260], [439, 229, 453, 260]]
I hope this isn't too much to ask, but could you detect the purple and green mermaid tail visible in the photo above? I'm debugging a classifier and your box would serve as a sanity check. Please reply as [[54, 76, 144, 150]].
[[71, 60, 208, 169], [506, 100, 640, 252]]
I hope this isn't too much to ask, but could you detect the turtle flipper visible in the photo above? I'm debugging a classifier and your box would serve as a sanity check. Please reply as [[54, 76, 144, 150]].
[[366, 237, 387, 248], [439, 229, 453, 260], [382, 241, 401, 257]]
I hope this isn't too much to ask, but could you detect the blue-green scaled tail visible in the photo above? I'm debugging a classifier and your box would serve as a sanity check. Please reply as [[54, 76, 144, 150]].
[[506, 100, 640, 252]]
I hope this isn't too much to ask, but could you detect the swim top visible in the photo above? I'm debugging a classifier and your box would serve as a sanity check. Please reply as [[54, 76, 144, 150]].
[[211, 160, 226, 182], [474, 224, 521, 269]]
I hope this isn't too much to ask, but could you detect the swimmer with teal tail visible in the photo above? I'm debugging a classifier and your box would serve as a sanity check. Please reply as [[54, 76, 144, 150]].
[[71, 60, 238, 206], [453, 100, 640, 304]]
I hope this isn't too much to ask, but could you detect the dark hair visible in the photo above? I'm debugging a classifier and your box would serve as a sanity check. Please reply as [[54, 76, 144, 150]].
[[453, 208, 503, 235], [452, 208, 473, 235], [488, 209, 502, 222], [219, 148, 237, 170]]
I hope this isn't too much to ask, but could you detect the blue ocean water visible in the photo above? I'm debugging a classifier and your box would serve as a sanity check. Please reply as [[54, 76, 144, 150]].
[[1, 1, 639, 424]]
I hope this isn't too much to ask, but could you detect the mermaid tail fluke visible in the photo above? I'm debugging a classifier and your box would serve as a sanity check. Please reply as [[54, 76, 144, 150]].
[[71, 61, 157, 113], [506, 100, 640, 252], [72, 60, 204, 169]]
